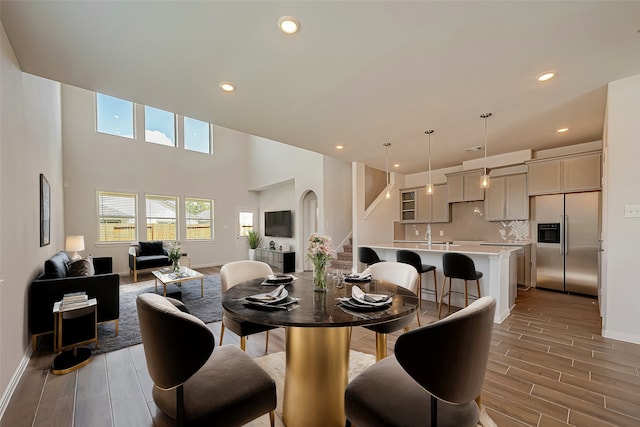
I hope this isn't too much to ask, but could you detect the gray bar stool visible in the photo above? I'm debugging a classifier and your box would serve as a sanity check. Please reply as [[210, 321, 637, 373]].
[[439, 252, 483, 319], [396, 250, 437, 310]]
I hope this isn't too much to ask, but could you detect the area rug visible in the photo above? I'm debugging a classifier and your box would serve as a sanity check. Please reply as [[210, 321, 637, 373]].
[[94, 274, 223, 354], [247, 351, 497, 427]]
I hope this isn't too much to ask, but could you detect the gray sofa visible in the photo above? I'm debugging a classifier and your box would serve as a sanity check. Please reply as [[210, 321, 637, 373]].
[[128, 241, 172, 282]]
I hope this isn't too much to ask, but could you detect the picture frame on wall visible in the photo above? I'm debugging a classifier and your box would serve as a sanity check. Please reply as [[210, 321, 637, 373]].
[[40, 173, 50, 246]]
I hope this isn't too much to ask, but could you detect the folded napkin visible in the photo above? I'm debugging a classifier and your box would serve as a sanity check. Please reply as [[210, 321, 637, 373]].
[[344, 273, 372, 283], [246, 284, 287, 302], [351, 286, 391, 304], [263, 274, 295, 284]]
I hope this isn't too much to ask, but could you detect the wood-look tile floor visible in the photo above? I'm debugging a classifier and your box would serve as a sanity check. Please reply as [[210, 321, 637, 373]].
[[3, 268, 640, 426]]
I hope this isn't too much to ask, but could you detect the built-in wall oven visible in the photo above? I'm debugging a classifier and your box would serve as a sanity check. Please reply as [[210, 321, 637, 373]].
[[537, 223, 560, 244]]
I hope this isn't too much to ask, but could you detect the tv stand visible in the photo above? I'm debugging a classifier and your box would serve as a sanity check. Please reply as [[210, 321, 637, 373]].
[[255, 248, 295, 273]]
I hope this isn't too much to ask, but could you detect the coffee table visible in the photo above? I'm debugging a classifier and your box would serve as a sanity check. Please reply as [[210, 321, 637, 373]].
[[152, 267, 205, 298]]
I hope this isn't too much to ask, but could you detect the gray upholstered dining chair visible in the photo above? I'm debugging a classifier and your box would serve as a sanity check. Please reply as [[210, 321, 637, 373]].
[[136, 293, 276, 427], [220, 260, 278, 351], [361, 261, 420, 360], [345, 296, 496, 427]]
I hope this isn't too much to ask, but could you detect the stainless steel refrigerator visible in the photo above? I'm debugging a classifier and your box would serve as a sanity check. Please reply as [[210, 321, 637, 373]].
[[533, 192, 601, 296]]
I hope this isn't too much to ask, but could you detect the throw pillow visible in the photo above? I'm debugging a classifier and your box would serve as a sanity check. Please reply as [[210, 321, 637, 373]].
[[139, 241, 165, 256], [44, 251, 70, 279], [67, 256, 95, 277]]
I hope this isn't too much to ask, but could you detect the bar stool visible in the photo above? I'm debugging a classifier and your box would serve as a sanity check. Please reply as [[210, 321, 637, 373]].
[[358, 247, 384, 267], [396, 250, 437, 310], [439, 252, 483, 319]]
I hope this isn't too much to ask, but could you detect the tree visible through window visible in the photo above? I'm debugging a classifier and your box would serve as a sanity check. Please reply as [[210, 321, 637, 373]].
[[146, 195, 177, 240], [185, 198, 213, 240], [97, 191, 137, 241]]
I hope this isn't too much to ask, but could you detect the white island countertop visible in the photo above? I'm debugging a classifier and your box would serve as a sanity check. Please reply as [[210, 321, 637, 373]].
[[360, 242, 519, 323], [372, 242, 520, 255]]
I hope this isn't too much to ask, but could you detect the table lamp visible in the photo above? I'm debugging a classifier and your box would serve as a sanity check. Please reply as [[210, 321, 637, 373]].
[[65, 235, 85, 261]]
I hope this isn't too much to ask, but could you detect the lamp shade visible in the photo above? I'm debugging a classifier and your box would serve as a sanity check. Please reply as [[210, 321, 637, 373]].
[[65, 235, 85, 260]]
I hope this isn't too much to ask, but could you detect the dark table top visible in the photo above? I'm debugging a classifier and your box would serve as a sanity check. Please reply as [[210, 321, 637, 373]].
[[221, 276, 419, 328]]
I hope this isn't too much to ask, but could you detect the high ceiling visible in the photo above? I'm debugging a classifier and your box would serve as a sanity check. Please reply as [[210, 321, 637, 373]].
[[2, 1, 639, 173]]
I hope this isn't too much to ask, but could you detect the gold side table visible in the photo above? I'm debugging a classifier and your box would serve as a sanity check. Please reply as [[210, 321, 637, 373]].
[[51, 298, 98, 375]]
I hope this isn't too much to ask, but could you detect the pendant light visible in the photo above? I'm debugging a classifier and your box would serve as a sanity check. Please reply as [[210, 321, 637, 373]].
[[384, 142, 391, 199], [425, 130, 434, 195], [480, 113, 492, 189]]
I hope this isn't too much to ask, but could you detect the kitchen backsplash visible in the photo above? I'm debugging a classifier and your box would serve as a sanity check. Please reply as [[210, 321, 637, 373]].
[[399, 201, 530, 242]]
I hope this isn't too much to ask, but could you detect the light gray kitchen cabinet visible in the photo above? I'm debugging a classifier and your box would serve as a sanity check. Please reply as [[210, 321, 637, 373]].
[[400, 185, 450, 223], [527, 152, 601, 195], [400, 189, 417, 222], [562, 153, 602, 192], [485, 173, 529, 221], [446, 169, 485, 203], [427, 184, 450, 223]]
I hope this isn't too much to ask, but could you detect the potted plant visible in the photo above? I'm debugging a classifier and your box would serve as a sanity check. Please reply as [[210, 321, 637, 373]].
[[247, 230, 261, 260]]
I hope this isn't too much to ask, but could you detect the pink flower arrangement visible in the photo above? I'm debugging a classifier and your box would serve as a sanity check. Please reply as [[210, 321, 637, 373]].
[[306, 233, 334, 267]]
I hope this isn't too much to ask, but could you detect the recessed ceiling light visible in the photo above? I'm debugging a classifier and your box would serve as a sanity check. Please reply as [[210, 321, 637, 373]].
[[537, 72, 555, 82], [464, 145, 483, 152], [335, 145, 344, 150], [394, 163, 400, 168], [278, 16, 300, 34], [557, 127, 569, 133], [219, 82, 235, 92]]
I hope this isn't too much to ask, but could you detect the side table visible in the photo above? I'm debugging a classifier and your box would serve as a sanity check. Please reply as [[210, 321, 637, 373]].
[[51, 298, 98, 375]]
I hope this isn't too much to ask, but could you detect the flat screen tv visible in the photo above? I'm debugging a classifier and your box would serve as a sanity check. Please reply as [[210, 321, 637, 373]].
[[265, 210, 293, 238]]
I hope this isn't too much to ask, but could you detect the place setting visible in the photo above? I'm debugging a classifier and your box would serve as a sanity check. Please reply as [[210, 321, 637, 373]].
[[241, 284, 300, 311], [261, 273, 296, 286], [336, 285, 393, 312], [343, 272, 372, 283]]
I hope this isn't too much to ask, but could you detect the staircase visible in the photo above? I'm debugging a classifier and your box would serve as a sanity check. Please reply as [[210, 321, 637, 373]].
[[330, 238, 353, 272]]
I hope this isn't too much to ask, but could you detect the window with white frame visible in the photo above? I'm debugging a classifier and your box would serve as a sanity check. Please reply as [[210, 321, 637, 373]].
[[145, 106, 175, 146], [184, 116, 212, 154], [185, 198, 213, 240], [97, 191, 137, 241], [146, 195, 178, 240], [96, 94, 134, 138]]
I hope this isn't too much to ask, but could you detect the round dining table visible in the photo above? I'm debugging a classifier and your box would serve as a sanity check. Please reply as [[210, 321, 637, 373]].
[[221, 276, 418, 427]]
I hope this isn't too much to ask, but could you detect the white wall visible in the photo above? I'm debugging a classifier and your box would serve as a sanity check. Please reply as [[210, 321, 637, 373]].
[[61, 85, 259, 272], [323, 155, 353, 252], [248, 135, 324, 270], [1, 21, 64, 414], [602, 73, 640, 344]]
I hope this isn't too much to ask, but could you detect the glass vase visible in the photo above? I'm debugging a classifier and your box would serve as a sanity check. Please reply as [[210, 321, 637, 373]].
[[172, 259, 181, 273], [313, 262, 328, 292]]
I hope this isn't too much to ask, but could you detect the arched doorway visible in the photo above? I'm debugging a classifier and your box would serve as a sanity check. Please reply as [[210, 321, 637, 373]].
[[301, 190, 318, 271]]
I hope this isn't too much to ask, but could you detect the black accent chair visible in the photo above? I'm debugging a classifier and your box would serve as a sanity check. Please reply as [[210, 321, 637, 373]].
[[439, 252, 483, 319], [136, 293, 276, 427], [128, 241, 172, 282], [358, 246, 384, 267], [396, 249, 438, 310], [345, 296, 496, 427]]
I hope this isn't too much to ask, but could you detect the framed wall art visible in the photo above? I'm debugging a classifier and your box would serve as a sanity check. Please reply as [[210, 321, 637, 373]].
[[40, 173, 50, 246]]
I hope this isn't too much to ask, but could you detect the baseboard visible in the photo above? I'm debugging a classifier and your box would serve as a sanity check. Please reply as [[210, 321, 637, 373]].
[[602, 329, 640, 345], [0, 346, 33, 421]]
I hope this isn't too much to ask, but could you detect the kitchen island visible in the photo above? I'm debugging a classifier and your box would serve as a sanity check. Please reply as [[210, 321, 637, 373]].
[[361, 242, 519, 323]]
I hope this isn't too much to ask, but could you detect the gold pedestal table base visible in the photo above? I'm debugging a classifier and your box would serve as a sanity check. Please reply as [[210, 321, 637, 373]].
[[283, 327, 350, 427]]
